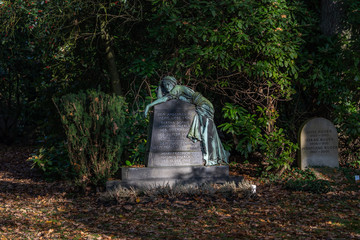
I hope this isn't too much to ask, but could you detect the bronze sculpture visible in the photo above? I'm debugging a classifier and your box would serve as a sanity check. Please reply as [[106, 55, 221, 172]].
[[144, 76, 229, 166]]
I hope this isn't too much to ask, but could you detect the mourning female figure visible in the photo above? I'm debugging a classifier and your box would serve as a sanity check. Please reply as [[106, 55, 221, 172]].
[[144, 76, 229, 166]]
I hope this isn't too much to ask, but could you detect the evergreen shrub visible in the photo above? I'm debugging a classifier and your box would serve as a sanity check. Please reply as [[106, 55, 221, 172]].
[[54, 90, 126, 187]]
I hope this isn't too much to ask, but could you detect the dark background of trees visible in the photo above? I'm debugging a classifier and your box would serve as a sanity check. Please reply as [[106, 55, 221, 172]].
[[1, 0, 359, 181]]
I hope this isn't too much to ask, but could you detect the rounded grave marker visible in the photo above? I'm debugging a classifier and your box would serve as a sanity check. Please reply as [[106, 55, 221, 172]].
[[299, 117, 339, 170]]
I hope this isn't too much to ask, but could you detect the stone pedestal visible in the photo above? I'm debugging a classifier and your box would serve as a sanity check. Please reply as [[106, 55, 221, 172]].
[[106, 100, 241, 190], [106, 165, 242, 189]]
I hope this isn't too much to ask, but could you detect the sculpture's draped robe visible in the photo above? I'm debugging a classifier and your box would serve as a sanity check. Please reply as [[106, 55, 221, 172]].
[[167, 85, 229, 165]]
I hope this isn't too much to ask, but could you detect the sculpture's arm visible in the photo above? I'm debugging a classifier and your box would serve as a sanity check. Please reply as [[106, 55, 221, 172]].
[[144, 96, 171, 117]]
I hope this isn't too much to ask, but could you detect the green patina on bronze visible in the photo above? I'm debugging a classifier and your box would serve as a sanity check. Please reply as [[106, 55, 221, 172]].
[[144, 76, 229, 166]]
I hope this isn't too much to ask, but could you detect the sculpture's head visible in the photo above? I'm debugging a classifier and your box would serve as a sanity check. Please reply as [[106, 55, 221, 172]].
[[160, 76, 177, 93]]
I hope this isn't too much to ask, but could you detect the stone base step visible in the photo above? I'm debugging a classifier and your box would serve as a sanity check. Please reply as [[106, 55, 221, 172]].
[[121, 165, 229, 180]]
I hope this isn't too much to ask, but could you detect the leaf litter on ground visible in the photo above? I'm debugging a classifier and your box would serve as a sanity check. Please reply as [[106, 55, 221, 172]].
[[0, 144, 359, 239]]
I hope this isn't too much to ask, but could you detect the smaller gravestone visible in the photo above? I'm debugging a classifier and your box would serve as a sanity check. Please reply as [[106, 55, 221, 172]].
[[299, 117, 339, 170]]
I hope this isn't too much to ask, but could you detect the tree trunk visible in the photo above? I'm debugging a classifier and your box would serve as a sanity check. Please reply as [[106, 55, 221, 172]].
[[100, 21, 123, 96], [320, 0, 343, 36], [265, 93, 276, 135]]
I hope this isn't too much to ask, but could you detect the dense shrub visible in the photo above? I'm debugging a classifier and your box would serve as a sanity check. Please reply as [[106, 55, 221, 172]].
[[54, 90, 126, 187], [121, 85, 157, 166], [130, 0, 306, 172], [220, 103, 298, 173]]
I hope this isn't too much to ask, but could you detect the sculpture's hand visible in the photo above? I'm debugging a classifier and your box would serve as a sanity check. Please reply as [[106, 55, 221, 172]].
[[143, 97, 168, 118], [144, 105, 149, 118]]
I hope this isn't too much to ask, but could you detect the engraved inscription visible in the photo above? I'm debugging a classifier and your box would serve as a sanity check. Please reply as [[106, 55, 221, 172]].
[[148, 152, 203, 166], [301, 129, 337, 154], [151, 107, 200, 152], [158, 152, 196, 165]]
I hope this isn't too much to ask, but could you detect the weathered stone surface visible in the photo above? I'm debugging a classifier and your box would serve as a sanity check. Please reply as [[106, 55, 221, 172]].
[[147, 152, 203, 167], [121, 166, 229, 180], [145, 99, 203, 167], [299, 118, 339, 170]]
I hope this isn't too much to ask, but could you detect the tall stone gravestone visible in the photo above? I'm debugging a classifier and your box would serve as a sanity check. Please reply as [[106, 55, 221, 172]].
[[145, 99, 203, 167], [106, 99, 241, 190], [299, 118, 339, 170]]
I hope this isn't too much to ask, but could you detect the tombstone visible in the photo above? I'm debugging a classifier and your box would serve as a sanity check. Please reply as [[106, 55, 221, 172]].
[[299, 117, 339, 170], [106, 99, 242, 190], [145, 99, 203, 167]]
